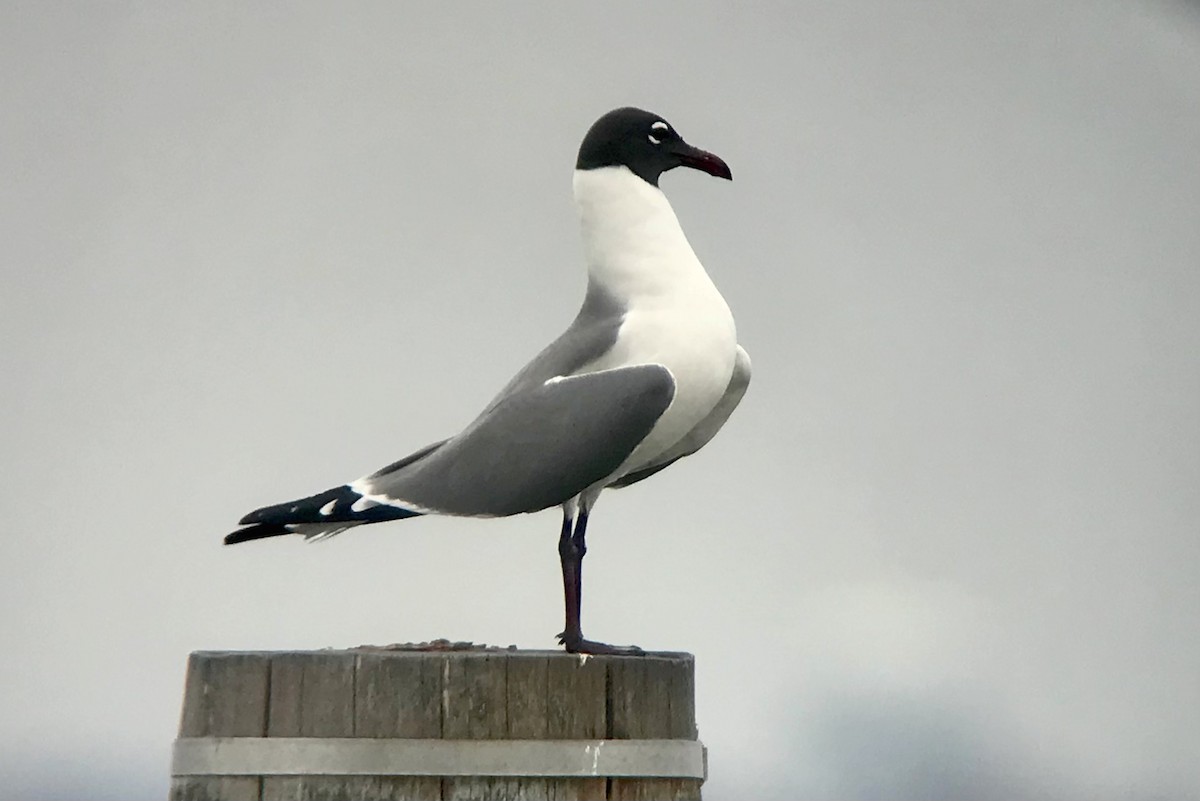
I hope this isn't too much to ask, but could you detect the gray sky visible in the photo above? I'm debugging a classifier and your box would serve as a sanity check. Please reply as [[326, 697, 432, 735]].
[[2, 3, 1198, 799]]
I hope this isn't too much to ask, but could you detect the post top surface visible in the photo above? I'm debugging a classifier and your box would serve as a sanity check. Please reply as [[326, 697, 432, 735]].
[[189, 646, 695, 664]]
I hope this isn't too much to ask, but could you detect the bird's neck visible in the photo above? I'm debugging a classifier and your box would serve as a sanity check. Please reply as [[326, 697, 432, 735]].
[[572, 166, 716, 304]]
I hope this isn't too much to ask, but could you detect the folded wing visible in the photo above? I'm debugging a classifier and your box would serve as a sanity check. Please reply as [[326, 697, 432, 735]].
[[357, 363, 676, 516], [610, 345, 751, 489]]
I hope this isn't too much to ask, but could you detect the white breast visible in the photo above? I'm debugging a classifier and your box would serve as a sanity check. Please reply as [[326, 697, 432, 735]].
[[571, 167, 738, 477]]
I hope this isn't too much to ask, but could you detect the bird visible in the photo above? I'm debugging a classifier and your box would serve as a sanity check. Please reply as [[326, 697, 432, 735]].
[[226, 107, 751, 655]]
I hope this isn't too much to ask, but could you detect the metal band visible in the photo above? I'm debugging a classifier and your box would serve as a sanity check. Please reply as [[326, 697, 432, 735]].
[[172, 737, 707, 780]]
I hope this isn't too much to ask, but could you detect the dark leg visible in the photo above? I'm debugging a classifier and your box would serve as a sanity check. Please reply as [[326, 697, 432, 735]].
[[555, 509, 643, 656], [557, 511, 581, 646]]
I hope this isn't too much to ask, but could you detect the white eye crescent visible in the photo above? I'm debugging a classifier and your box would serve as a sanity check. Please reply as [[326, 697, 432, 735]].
[[648, 120, 670, 146], [648, 134, 662, 145]]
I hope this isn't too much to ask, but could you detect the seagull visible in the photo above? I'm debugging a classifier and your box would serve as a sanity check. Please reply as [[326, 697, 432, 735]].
[[226, 107, 751, 655]]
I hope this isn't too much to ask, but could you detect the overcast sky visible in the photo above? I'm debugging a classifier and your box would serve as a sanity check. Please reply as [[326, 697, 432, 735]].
[[2, 3, 1198, 799]]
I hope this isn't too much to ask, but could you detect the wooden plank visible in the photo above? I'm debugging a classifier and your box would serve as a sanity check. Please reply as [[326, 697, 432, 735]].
[[265, 652, 356, 737], [546, 654, 606, 740], [504, 654, 552, 801], [355, 651, 443, 738], [178, 651, 270, 737], [544, 653, 607, 800], [442, 653, 513, 801], [505, 653, 549, 739], [170, 652, 268, 801], [169, 776, 261, 801], [608, 653, 701, 801], [666, 655, 697, 741], [261, 651, 357, 801], [443, 652, 509, 739], [353, 651, 444, 800]]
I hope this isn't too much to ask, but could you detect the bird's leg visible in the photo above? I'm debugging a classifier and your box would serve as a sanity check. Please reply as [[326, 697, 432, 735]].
[[557, 511, 582, 645], [555, 509, 644, 656], [568, 509, 588, 621]]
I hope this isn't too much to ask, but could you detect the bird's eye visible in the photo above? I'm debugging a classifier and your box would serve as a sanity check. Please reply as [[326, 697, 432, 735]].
[[648, 121, 671, 146]]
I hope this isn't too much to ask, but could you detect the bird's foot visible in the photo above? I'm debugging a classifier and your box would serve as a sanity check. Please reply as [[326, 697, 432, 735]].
[[556, 631, 644, 656]]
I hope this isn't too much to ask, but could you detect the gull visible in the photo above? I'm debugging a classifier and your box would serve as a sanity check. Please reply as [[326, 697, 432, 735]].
[[226, 107, 751, 655]]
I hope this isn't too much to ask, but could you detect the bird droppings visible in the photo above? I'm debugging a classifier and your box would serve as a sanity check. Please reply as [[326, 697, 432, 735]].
[[352, 639, 518, 652]]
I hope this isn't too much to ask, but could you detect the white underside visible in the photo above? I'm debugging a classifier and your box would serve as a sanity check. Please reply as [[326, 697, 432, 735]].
[[569, 167, 738, 503]]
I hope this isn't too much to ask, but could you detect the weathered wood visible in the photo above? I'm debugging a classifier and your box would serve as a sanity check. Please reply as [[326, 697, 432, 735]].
[[608, 654, 701, 801], [354, 651, 443, 799], [171, 776, 261, 801], [170, 652, 269, 801], [170, 649, 702, 801], [544, 653, 608, 800], [179, 652, 271, 737], [441, 652, 508, 800], [262, 652, 358, 801]]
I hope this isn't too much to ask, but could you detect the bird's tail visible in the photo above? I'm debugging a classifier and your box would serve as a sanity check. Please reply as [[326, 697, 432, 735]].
[[225, 484, 422, 545]]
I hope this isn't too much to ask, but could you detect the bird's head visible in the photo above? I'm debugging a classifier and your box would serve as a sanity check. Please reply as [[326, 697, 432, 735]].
[[576, 107, 732, 187]]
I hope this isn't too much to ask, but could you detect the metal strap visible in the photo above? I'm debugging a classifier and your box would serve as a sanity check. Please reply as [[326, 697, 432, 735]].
[[172, 737, 706, 779]]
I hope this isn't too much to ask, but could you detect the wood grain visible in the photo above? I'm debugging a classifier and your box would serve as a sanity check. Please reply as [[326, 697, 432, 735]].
[[169, 652, 268, 801], [171, 649, 701, 800]]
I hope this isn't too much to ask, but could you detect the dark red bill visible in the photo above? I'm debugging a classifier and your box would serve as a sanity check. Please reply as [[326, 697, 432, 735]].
[[676, 143, 733, 180]]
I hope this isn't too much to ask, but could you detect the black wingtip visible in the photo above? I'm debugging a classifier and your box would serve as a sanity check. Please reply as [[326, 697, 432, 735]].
[[238, 507, 271, 526], [225, 523, 290, 545]]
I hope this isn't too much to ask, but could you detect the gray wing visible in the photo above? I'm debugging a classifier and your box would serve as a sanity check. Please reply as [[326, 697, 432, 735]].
[[358, 363, 675, 516], [609, 345, 751, 489], [480, 281, 625, 408]]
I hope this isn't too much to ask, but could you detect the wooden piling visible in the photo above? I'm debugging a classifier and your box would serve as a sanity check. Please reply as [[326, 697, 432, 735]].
[[169, 647, 704, 801]]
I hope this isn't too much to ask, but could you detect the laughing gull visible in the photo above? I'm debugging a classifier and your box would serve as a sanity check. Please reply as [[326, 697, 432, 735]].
[[226, 107, 751, 655]]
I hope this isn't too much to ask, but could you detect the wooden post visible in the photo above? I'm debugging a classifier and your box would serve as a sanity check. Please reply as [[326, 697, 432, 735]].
[[169, 647, 704, 801]]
